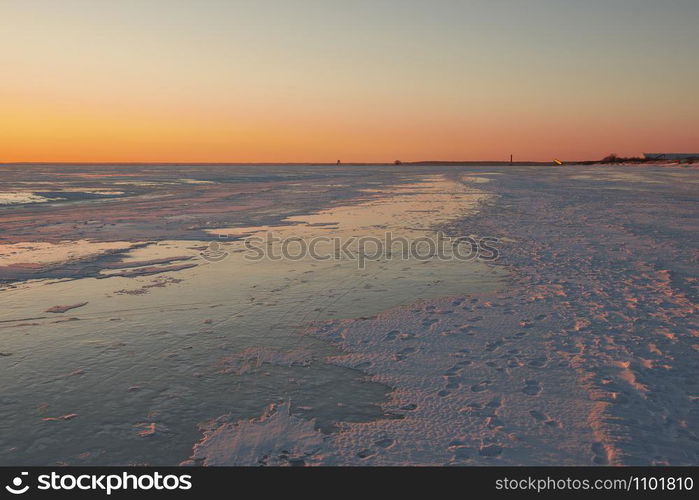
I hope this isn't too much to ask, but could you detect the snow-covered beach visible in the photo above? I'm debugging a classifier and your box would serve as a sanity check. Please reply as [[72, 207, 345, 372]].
[[0, 163, 696, 465]]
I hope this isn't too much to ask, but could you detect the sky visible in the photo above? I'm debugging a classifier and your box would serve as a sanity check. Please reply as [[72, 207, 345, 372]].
[[1, 0, 698, 163]]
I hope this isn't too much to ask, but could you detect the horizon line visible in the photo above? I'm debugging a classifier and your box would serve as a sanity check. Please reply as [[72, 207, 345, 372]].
[[0, 159, 580, 166]]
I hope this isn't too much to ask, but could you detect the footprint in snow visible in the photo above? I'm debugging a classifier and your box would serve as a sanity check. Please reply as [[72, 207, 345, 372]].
[[522, 380, 542, 396]]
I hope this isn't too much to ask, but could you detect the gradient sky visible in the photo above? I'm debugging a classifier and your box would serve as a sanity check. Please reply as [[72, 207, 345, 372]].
[[1, 0, 698, 162]]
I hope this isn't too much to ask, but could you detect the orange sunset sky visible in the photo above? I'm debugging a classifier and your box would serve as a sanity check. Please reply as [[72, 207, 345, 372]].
[[1, 0, 698, 163]]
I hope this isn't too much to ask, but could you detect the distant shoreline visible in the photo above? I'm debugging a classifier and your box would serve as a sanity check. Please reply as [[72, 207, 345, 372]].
[[0, 159, 694, 167]]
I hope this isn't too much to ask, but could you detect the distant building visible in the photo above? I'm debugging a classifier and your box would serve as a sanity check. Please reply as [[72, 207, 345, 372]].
[[643, 153, 699, 160]]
